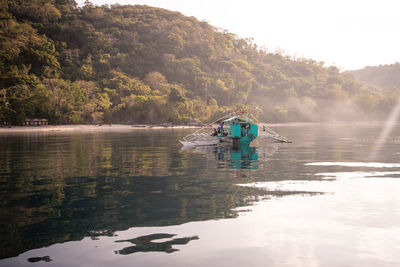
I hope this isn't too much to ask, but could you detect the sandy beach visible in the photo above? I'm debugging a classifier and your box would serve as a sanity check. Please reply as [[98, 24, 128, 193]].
[[0, 124, 200, 133]]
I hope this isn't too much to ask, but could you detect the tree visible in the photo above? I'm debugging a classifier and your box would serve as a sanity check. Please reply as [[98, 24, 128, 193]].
[[168, 84, 186, 103], [144, 72, 167, 93]]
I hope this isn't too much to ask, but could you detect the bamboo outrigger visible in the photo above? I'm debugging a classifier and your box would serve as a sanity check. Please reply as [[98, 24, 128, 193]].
[[179, 108, 291, 146]]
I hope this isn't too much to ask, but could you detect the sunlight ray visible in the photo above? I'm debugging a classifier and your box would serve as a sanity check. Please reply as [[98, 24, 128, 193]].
[[371, 96, 400, 159]]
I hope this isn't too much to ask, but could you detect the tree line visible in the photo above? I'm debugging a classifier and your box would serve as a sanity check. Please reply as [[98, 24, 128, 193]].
[[0, 0, 397, 125], [349, 63, 400, 91]]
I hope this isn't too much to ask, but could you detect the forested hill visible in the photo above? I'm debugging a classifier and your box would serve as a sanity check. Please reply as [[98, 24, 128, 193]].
[[0, 1, 397, 125], [349, 63, 400, 91]]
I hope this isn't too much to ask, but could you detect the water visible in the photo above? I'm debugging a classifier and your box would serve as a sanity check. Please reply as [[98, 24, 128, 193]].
[[0, 123, 400, 266]]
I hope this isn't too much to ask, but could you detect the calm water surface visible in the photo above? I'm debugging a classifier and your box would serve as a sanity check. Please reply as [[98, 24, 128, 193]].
[[1, 123, 400, 266]]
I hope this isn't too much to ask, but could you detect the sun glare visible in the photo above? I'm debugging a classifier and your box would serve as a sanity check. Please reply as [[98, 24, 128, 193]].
[[371, 96, 400, 159]]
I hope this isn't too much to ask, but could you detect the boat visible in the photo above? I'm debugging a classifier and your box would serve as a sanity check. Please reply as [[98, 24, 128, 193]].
[[179, 139, 220, 146], [179, 108, 291, 146]]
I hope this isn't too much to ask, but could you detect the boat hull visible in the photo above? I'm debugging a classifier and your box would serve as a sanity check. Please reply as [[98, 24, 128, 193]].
[[179, 139, 220, 146]]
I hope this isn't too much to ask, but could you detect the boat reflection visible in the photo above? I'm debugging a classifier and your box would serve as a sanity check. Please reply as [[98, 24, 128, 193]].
[[217, 145, 259, 169], [181, 143, 278, 170]]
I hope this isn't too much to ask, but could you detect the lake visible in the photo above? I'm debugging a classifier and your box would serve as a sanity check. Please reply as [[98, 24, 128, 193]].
[[0, 123, 400, 266]]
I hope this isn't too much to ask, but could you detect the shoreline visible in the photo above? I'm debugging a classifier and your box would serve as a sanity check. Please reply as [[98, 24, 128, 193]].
[[0, 124, 201, 133], [0, 121, 389, 133]]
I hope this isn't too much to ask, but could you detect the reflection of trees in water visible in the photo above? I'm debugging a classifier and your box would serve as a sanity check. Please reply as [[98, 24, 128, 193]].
[[0, 132, 303, 260], [115, 233, 199, 254]]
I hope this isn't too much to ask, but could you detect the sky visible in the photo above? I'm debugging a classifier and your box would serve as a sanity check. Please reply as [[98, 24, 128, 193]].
[[76, 0, 400, 70]]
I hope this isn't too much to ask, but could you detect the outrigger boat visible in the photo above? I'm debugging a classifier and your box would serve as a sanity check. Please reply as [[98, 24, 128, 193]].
[[179, 108, 291, 146]]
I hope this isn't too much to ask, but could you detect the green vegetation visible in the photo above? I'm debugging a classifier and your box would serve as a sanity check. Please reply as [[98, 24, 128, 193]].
[[350, 63, 400, 91], [0, 0, 397, 124]]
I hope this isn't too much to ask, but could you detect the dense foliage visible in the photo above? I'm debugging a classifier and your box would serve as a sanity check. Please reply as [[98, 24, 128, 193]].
[[0, 0, 397, 124], [350, 63, 400, 91]]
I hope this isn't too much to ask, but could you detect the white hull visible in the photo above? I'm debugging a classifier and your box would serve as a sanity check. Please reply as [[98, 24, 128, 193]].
[[179, 139, 220, 146]]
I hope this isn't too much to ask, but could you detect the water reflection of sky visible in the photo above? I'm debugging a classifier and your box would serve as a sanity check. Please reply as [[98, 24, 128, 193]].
[[5, 173, 400, 267], [1, 123, 400, 266]]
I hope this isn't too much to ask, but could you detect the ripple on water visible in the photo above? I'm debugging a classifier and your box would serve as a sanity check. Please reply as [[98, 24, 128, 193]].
[[314, 171, 400, 179], [305, 162, 400, 168], [304, 161, 400, 179]]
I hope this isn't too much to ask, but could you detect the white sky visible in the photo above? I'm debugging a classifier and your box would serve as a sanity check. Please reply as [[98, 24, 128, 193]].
[[76, 0, 400, 70]]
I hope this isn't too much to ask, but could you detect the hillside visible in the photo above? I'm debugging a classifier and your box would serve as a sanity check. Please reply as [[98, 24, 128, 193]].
[[0, 0, 397, 124], [350, 63, 400, 90]]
